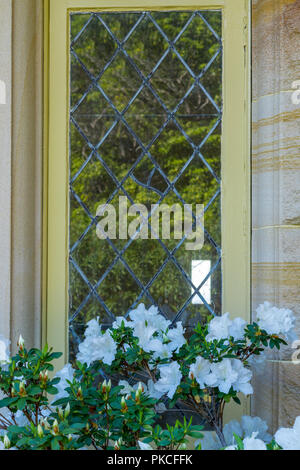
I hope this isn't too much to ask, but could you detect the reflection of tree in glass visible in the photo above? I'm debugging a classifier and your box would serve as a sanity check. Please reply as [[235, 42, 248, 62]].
[[69, 11, 222, 358]]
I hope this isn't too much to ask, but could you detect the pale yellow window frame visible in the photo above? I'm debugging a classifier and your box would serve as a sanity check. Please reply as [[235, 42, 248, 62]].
[[44, 0, 251, 396]]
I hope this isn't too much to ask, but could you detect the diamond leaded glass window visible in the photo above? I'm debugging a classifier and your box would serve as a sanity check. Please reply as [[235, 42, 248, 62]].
[[69, 10, 222, 361]]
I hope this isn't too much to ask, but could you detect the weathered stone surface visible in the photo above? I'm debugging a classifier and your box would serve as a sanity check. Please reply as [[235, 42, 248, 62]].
[[0, 0, 11, 340], [252, 0, 300, 430]]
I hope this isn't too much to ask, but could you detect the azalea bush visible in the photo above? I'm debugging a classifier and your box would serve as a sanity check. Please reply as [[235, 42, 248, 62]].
[[0, 337, 202, 450], [0, 301, 299, 451]]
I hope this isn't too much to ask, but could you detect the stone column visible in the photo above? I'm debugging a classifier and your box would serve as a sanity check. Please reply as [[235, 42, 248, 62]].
[[0, 0, 12, 341], [10, 0, 44, 351], [0, 0, 43, 351], [252, 0, 300, 431]]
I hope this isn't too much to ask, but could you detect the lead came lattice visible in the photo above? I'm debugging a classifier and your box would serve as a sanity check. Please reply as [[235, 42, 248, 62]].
[[69, 10, 223, 360]]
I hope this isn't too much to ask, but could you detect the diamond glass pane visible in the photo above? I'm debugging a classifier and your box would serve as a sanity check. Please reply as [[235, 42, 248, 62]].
[[69, 10, 222, 368]]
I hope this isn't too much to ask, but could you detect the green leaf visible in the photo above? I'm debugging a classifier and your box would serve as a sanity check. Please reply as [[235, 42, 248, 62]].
[[0, 397, 18, 408], [51, 438, 61, 451], [17, 398, 27, 411], [191, 425, 204, 431], [49, 352, 63, 360], [29, 386, 42, 396], [159, 439, 171, 447], [187, 431, 203, 438], [233, 433, 244, 450]]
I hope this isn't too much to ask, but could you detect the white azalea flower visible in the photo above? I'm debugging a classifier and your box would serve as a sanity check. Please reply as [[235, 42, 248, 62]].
[[206, 313, 232, 342], [199, 416, 271, 450], [119, 380, 134, 397], [231, 359, 253, 395], [119, 380, 148, 398], [0, 335, 10, 363], [129, 304, 171, 332], [84, 318, 101, 337], [211, 359, 238, 394], [166, 322, 186, 353], [195, 432, 221, 450], [240, 416, 271, 443], [150, 314, 171, 332], [77, 329, 117, 366], [153, 362, 182, 399], [138, 441, 153, 450], [223, 420, 243, 446], [209, 359, 252, 396], [133, 319, 186, 359], [147, 379, 164, 400], [224, 416, 271, 446], [54, 363, 75, 401], [152, 341, 172, 360], [129, 304, 158, 324], [112, 317, 131, 329], [206, 314, 246, 343], [256, 302, 296, 341], [230, 317, 247, 341], [133, 321, 157, 352], [189, 357, 218, 389], [225, 434, 267, 451], [243, 433, 267, 450], [275, 416, 300, 450]]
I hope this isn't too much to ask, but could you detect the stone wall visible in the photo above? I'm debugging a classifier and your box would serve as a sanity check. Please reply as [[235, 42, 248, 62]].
[[252, 0, 300, 431], [0, 0, 43, 351]]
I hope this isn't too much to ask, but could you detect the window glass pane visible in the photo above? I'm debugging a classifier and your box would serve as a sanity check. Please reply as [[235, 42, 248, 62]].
[[69, 10, 222, 371]]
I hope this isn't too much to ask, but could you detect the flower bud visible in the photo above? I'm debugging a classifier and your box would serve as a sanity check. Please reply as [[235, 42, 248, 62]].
[[76, 386, 83, 400], [179, 443, 187, 450], [11, 387, 16, 397], [57, 407, 64, 420], [52, 419, 59, 435], [37, 424, 44, 438], [41, 418, 51, 431], [19, 381, 26, 396], [64, 403, 71, 419], [17, 335, 25, 351], [102, 380, 107, 394], [135, 383, 143, 402], [39, 371, 49, 383], [121, 396, 128, 413], [68, 434, 73, 442], [3, 435, 11, 449], [107, 380, 112, 392], [114, 438, 122, 450], [40, 418, 45, 427]]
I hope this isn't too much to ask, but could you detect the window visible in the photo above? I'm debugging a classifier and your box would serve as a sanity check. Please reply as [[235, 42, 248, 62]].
[[46, 0, 250, 370]]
